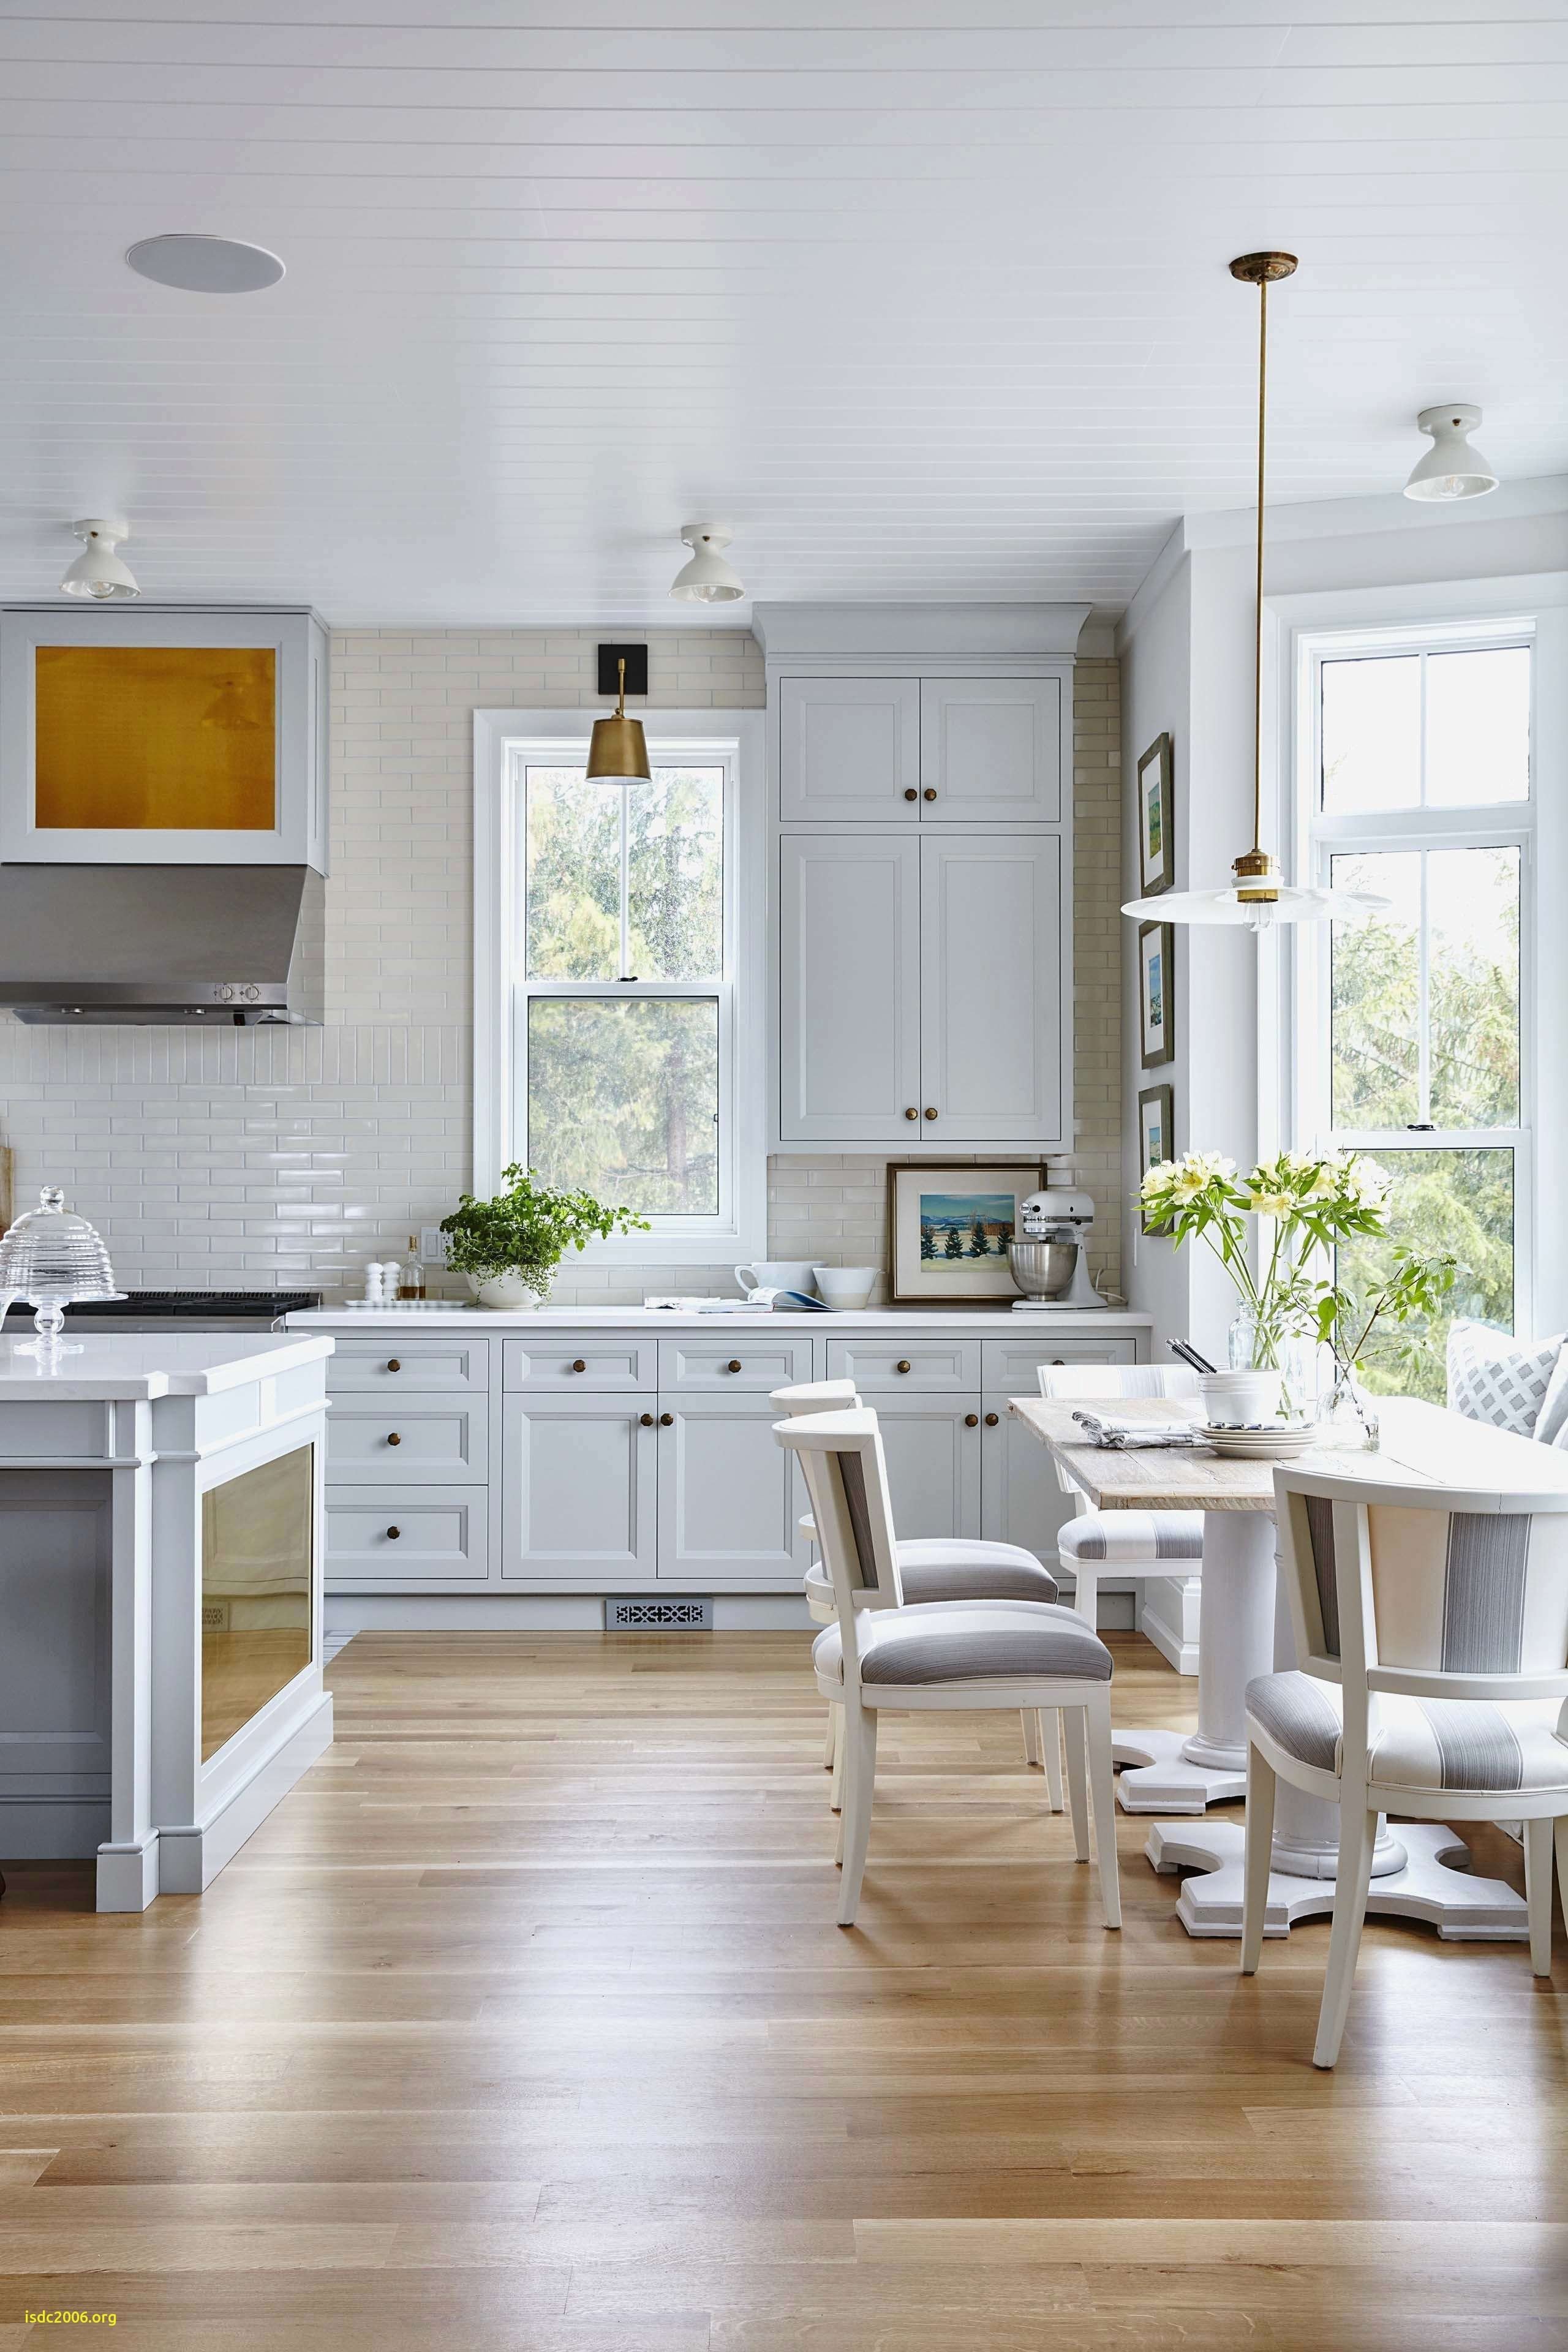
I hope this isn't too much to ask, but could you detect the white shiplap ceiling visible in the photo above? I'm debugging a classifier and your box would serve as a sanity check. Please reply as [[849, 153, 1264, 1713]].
[[1, 1, 1566, 627]]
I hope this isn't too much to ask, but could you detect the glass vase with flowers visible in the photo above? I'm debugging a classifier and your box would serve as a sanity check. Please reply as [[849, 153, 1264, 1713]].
[[1137, 1148, 1394, 1421]]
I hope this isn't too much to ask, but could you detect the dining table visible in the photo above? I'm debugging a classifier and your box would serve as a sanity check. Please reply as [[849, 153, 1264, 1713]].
[[1008, 1390, 1568, 1940]]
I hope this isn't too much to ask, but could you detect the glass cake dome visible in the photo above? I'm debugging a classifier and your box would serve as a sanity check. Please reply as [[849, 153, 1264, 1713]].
[[0, 1187, 125, 1348]]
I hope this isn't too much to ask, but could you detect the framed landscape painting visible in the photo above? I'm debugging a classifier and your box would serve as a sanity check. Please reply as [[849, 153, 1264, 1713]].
[[887, 1161, 1044, 1303], [1137, 733, 1174, 896], [1139, 919, 1175, 1068], [1137, 1085, 1174, 1232]]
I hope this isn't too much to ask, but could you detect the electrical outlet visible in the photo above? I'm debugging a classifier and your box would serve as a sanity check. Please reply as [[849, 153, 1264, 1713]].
[[419, 1227, 450, 1265]]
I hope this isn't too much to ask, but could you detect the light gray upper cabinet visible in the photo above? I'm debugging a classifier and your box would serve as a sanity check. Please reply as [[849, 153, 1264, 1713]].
[[778, 831, 922, 1142], [778, 676, 921, 822], [919, 833, 1063, 1142], [780, 831, 1066, 1148], [918, 677, 1061, 822]]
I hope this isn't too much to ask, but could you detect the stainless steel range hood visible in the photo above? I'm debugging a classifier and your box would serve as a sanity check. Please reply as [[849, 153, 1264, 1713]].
[[0, 865, 323, 1024]]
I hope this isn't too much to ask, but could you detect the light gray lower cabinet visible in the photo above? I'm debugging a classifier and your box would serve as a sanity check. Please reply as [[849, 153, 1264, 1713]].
[[657, 1396, 813, 1583], [981, 1401, 1072, 1558], [869, 1393, 981, 1543], [501, 1395, 657, 1582]]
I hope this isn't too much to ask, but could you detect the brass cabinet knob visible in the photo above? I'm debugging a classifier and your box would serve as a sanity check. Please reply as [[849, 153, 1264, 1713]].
[[923, 787, 937, 801], [895, 1359, 911, 1374], [904, 1107, 918, 1120], [964, 1413, 979, 1428], [570, 1359, 587, 1373], [386, 1357, 401, 1373], [903, 786, 918, 801], [984, 1412, 1000, 1427], [639, 1412, 654, 1427], [726, 1359, 742, 1373], [386, 1431, 401, 1446], [659, 1412, 674, 1427], [924, 1107, 938, 1120], [1052, 1358, 1066, 1366], [386, 1525, 401, 1540]]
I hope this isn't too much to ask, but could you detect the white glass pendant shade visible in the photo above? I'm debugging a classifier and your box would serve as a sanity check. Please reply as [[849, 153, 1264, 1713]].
[[1121, 883, 1389, 932], [669, 522, 744, 603], [1404, 404, 1498, 502], [60, 518, 140, 601]]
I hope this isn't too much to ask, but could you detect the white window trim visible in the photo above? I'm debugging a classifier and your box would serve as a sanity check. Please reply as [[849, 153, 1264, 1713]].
[[1278, 605, 1550, 1338], [473, 706, 767, 1265]]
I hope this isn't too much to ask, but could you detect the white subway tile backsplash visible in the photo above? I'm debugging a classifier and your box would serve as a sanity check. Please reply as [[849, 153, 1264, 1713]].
[[0, 634, 1120, 1305]]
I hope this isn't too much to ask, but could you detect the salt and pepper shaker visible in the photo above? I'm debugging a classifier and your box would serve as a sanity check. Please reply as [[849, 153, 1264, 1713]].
[[364, 1260, 401, 1306]]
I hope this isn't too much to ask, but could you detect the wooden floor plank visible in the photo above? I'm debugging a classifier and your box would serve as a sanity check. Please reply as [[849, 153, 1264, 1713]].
[[1, 1627, 1564, 2347]]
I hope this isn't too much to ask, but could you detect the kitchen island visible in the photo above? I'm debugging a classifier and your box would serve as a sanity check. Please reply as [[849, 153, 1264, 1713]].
[[0, 1330, 334, 1910], [284, 1304, 1163, 1639]]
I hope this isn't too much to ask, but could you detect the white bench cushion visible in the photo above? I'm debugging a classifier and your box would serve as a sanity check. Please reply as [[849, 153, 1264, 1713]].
[[814, 1600, 1112, 1689], [1246, 1669, 1568, 1794]]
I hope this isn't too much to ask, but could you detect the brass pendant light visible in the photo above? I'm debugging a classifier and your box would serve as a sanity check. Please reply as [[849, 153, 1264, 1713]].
[[586, 655, 651, 786], [1122, 252, 1388, 932]]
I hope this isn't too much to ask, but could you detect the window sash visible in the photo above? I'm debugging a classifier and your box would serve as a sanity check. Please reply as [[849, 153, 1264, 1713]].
[[511, 747, 741, 1240], [1310, 620, 1534, 820]]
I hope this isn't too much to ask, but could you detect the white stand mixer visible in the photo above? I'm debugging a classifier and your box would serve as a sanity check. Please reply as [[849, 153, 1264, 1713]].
[[1006, 1188, 1108, 1313]]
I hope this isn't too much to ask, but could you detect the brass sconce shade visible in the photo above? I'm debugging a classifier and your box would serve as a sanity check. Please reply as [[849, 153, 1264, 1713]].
[[585, 656, 651, 786]]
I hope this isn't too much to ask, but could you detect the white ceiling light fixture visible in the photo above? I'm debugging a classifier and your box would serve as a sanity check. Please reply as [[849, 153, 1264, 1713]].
[[125, 233, 285, 294], [1122, 254, 1388, 935], [60, 519, 140, 602], [1403, 403, 1499, 502], [669, 521, 744, 604]]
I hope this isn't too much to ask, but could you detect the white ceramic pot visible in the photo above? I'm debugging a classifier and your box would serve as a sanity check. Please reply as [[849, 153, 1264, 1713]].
[[466, 1271, 549, 1311], [1199, 1368, 1281, 1427]]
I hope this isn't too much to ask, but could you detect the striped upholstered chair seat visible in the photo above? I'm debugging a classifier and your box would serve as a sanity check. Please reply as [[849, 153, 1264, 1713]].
[[1245, 1671, 1568, 1793], [812, 1599, 1112, 1689], [1057, 1512, 1204, 1568]]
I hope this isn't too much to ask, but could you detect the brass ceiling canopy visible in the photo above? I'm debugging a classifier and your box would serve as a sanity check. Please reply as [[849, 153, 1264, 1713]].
[[585, 655, 651, 786]]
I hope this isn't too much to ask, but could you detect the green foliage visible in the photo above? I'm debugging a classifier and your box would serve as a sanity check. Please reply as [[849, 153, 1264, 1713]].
[[440, 1165, 649, 1288], [1312, 1242, 1460, 1401]]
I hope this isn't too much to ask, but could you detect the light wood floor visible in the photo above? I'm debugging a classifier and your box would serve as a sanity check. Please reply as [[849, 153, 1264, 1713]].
[[2, 1629, 1567, 2350]]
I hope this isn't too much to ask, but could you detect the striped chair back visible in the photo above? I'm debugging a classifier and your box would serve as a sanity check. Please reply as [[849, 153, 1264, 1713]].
[[774, 1408, 905, 1653]]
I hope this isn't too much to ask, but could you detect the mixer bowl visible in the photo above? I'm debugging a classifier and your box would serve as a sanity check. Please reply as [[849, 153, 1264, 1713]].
[[1008, 1240, 1077, 1301]]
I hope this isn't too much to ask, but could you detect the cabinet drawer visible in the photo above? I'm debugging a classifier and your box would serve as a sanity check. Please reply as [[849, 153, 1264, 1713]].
[[982, 1335, 1137, 1393], [826, 1337, 981, 1391], [326, 1336, 490, 1394], [502, 1336, 655, 1392], [326, 1487, 488, 1581], [326, 1395, 488, 1483], [658, 1336, 816, 1393]]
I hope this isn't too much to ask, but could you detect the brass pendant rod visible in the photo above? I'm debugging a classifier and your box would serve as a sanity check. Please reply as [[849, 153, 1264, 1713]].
[[1252, 274, 1267, 859], [616, 655, 627, 717]]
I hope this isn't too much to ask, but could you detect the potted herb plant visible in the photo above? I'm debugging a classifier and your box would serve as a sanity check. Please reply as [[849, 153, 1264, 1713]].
[[440, 1165, 649, 1309]]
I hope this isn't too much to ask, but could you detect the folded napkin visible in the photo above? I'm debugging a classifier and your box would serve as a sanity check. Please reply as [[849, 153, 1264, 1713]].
[[1071, 1411, 1204, 1450]]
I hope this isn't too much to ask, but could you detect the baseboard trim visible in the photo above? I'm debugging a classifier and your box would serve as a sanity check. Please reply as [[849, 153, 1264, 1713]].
[[156, 1692, 334, 1895], [1140, 1601, 1199, 1677], [326, 1593, 814, 1632]]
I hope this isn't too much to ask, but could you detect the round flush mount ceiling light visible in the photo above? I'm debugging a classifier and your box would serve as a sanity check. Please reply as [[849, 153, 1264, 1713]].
[[669, 521, 744, 603], [125, 233, 285, 293], [60, 519, 140, 601], [1403, 403, 1499, 502]]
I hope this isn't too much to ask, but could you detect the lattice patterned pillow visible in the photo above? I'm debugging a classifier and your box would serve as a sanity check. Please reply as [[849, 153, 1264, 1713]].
[[1446, 1321, 1562, 1439]]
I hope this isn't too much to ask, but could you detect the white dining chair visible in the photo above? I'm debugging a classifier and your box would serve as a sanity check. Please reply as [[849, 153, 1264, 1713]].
[[771, 1378, 1066, 1811], [775, 1404, 1121, 1929], [1038, 1364, 1206, 1635], [1243, 1460, 1568, 2068]]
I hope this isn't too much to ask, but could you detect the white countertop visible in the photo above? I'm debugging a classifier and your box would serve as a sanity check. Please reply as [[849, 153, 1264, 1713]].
[[285, 1303, 1152, 1333], [0, 1330, 334, 1400]]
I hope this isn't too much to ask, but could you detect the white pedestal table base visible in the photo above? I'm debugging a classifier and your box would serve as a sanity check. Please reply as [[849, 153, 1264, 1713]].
[[1145, 1816, 1530, 1940]]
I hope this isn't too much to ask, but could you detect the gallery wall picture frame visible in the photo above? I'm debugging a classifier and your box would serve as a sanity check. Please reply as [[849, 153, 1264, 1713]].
[[1137, 733, 1175, 897], [886, 1160, 1045, 1303], [1139, 919, 1175, 1069], [1137, 1085, 1175, 1232]]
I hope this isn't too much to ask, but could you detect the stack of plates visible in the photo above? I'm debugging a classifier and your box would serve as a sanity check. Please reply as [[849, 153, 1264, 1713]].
[[1199, 1421, 1319, 1459]]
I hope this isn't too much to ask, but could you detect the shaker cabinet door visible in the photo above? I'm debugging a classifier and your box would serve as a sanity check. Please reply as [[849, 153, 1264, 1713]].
[[501, 1397, 657, 1583], [919, 832, 1065, 1145], [918, 676, 1062, 823], [778, 676, 921, 822], [778, 831, 922, 1142], [657, 1398, 813, 1582], [870, 1395, 982, 1544]]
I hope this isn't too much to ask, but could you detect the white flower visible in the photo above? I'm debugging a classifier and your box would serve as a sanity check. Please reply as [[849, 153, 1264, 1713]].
[[1246, 1189, 1293, 1217]]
